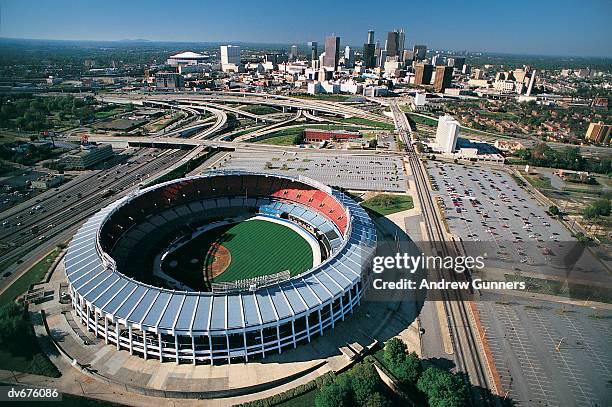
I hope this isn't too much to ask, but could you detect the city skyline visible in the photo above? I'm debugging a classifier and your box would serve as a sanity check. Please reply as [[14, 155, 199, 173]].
[[1, 0, 611, 58]]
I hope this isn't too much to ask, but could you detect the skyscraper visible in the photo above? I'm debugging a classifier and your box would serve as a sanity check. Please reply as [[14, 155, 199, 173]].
[[289, 45, 298, 61], [385, 29, 405, 58], [367, 30, 375, 45], [344, 46, 355, 68], [414, 63, 433, 85], [447, 57, 465, 69], [434, 65, 453, 92], [363, 30, 376, 68], [413, 45, 427, 61], [308, 42, 318, 63], [220, 45, 241, 70], [436, 115, 460, 153], [386, 31, 399, 58], [324, 36, 340, 70]]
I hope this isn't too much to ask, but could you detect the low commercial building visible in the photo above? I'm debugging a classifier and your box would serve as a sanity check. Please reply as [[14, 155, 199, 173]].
[[31, 174, 65, 190], [494, 139, 526, 152], [61, 144, 113, 170], [155, 73, 184, 90], [585, 121, 611, 144], [304, 128, 361, 142]]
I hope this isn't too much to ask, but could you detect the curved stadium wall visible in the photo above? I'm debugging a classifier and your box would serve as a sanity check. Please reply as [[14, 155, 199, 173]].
[[64, 171, 376, 364]]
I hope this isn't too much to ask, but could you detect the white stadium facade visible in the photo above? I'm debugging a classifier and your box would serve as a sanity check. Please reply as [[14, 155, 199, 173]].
[[64, 171, 376, 364]]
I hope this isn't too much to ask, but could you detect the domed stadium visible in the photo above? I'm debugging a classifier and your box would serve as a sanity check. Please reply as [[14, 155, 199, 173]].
[[64, 171, 376, 364]]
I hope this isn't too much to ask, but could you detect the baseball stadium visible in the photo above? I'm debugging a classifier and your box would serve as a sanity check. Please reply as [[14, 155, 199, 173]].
[[64, 171, 376, 364]]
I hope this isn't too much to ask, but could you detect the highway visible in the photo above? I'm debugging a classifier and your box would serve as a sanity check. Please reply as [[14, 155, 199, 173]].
[[99, 91, 391, 123], [390, 101, 495, 405], [0, 148, 189, 293]]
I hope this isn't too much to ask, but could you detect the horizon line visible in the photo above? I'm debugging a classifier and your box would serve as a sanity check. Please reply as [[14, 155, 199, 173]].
[[1, 36, 611, 60]]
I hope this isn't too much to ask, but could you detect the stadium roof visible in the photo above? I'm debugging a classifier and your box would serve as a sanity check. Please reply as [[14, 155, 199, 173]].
[[65, 172, 376, 335], [169, 51, 208, 59]]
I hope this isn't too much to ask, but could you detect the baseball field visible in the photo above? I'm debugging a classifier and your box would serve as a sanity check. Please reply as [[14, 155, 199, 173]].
[[161, 219, 313, 290]]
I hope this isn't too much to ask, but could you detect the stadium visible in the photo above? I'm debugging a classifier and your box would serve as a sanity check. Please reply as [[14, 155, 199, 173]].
[[64, 171, 376, 364]]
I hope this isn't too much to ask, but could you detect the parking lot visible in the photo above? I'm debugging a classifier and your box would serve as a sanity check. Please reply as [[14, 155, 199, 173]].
[[218, 151, 407, 192], [426, 162, 610, 279], [477, 294, 611, 406]]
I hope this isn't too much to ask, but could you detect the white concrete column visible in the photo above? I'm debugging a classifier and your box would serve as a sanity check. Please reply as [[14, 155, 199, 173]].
[[158, 333, 163, 362], [276, 325, 281, 353], [104, 318, 109, 344], [306, 314, 311, 342], [143, 331, 148, 360], [318, 309, 323, 335], [242, 331, 248, 362], [291, 320, 296, 348], [115, 322, 120, 350], [226, 334, 231, 365], [191, 335, 196, 365], [128, 326, 133, 355], [175, 334, 180, 364], [208, 335, 214, 366], [260, 329, 265, 358]]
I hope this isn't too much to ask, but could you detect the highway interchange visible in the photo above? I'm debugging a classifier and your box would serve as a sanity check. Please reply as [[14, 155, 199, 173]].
[[2, 90, 609, 405], [0, 91, 496, 403]]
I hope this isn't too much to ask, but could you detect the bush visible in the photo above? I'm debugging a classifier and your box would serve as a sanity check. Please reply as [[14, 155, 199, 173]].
[[549, 205, 560, 217]]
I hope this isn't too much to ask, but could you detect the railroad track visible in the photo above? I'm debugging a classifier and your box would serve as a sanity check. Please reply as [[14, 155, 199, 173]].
[[391, 102, 495, 405]]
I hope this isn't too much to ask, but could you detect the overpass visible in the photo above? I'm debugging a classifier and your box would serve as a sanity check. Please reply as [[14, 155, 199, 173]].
[[99, 91, 391, 123]]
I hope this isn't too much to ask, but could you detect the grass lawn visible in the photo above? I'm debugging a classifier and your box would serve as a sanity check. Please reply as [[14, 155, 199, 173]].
[[294, 94, 349, 102], [240, 105, 279, 115], [256, 135, 297, 146], [406, 113, 438, 127], [337, 117, 395, 130], [524, 174, 553, 190], [276, 388, 318, 407], [93, 107, 124, 120], [0, 248, 61, 307], [0, 302, 61, 377], [162, 220, 312, 288], [361, 194, 414, 217]]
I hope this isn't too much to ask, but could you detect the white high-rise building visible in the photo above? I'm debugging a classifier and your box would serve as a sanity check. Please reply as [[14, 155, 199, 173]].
[[436, 115, 460, 153], [220, 45, 241, 71], [344, 46, 355, 68]]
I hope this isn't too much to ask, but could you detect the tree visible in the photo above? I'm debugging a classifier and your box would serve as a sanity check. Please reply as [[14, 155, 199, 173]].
[[583, 198, 611, 220], [362, 392, 390, 407], [315, 378, 352, 407], [0, 303, 31, 356], [549, 205, 560, 217], [383, 337, 407, 367], [392, 351, 422, 385], [383, 338, 423, 386], [417, 367, 467, 407], [349, 363, 381, 405], [592, 198, 611, 217]]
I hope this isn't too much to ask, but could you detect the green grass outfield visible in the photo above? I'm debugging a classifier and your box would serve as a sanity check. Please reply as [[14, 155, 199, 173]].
[[162, 219, 313, 288]]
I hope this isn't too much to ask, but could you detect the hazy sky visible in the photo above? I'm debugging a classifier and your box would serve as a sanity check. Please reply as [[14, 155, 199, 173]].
[[1, 0, 611, 57]]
